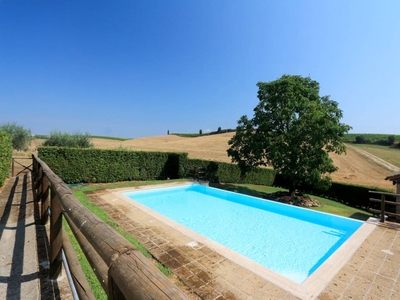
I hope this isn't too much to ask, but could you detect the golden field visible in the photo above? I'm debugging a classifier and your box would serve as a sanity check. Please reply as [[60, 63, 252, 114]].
[[29, 132, 396, 191]]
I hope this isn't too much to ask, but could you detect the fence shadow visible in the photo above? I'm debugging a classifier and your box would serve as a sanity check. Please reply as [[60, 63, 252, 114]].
[[31, 173, 62, 299], [0, 175, 40, 298], [0, 174, 61, 299]]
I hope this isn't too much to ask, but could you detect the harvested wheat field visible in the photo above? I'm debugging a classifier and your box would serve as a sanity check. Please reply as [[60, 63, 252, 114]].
[[93, 132, 396, 191], [31, 133, 396, 191]]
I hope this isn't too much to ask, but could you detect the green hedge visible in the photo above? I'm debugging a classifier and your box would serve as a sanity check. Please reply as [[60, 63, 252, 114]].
[[183, 159, 276, 186], [0, 131, 12, 187], [38, 147, 188, 183], [38, 147, 276, 186], [320, 182, 396, 212], [38, 146, 392, 211]]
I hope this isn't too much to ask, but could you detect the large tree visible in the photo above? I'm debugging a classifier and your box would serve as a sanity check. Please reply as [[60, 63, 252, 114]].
[[227, 75, 351, 196], [0, 122, 33, 151]]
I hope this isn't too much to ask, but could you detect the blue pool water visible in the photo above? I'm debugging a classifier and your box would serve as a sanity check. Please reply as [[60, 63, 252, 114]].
[[124, 184, 363, 283]]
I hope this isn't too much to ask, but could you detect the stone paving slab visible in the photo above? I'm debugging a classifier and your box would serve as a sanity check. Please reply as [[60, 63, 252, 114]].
[[319, 220, 400, 300], [87, 184, 400, 300]]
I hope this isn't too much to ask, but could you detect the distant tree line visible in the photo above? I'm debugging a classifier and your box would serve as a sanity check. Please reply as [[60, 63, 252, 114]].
[[344, 134, 400, 147], [171, 127, 236, 137]]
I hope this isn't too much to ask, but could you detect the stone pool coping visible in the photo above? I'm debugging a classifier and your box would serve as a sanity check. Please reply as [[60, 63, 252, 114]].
[[86, 182, 400, 299]]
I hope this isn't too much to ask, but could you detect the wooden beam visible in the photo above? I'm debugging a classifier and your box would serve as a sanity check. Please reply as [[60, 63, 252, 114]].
[[64, 213, 109, 295]]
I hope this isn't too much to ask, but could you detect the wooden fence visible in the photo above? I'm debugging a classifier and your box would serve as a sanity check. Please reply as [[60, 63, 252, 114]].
[[11, 157, 33, 176], [369, 190, 400, 222], [32, 154, 189, 300]]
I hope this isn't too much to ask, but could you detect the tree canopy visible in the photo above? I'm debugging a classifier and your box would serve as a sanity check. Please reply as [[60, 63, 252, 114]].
[[43, 131, 93, 148], [227, 75, 351, 195], [0, 122, 33, 151]]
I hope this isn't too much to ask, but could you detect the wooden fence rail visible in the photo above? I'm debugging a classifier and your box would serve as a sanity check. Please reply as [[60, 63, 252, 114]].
[[369, 190, 400, 223], [32, 154, 189, 300], [11, 157, 33, 176]]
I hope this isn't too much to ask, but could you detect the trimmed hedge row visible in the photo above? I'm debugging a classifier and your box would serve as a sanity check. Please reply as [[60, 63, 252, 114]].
[[0, 131, 12, 187], [38, 147, 188, 183], [38, 146, 393, 211], [184, 159, 276, 186], [37, 147, 276, 186]]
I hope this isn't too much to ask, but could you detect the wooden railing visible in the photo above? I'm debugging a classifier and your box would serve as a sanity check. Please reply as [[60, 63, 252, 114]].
[[32, 154, 189, 300], [369, 190, 400, 223]]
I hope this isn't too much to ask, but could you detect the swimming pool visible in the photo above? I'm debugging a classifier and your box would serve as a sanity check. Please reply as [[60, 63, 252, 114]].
[[123, 184, 364, 284]]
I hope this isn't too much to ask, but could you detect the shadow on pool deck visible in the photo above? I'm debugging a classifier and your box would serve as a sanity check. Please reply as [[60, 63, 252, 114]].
[[87, 186, 400, 300]]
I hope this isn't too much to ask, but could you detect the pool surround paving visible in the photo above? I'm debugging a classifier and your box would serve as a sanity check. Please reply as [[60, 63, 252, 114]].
[[86, 182, 400, 300]]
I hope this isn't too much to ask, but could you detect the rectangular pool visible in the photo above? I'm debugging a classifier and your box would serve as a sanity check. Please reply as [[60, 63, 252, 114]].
[[123, 184, 364, 284]]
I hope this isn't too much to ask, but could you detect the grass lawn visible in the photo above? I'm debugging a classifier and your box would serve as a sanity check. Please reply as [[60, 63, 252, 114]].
[[211, 183, 372, 221], [67, 180, 372, 297], [67, 180, 185, 299], [350, 143, 400, 168]]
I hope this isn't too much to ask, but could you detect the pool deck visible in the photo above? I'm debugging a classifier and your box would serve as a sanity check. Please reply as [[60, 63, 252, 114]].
[[87, 183, 400, 300]]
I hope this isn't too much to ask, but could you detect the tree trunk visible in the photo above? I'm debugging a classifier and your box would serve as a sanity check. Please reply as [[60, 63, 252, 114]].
[[289, 185, 296, 197]]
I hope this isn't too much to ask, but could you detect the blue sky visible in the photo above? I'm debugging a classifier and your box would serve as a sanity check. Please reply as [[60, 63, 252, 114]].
[[1, 1, 399, 138]]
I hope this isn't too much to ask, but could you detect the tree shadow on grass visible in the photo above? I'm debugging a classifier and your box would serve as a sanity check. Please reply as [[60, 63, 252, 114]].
[[210, 183, 373, 221], [209, 183, 267, 199], [349, 212, 372, 221]]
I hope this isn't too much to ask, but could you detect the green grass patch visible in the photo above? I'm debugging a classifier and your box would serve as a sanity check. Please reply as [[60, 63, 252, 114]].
[[63, 220, 107, 300], [33, 134, 48, 139], [66, 181, 185, 296], [308, 195, 371, 220], [212, 183, 372, 221], [210, 182, 286, 198], [70, 179, 187, 192], [174, 133, 203, 137], [343, 133, 400, 145], [350, 143, 400, 168], [92, 135, 131, 141], [73, 189, 152, 257]]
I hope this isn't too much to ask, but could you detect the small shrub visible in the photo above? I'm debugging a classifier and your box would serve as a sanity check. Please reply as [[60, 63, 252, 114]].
[[0, 122, 33, 151], [43, 131, 93, 148], [388, 135, 395, 146], [355, 135, 365, 144], [0, 131, 12, 187]]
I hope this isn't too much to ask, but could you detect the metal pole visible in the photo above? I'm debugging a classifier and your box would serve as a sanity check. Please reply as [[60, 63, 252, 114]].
[[62, 250, 79, 300]]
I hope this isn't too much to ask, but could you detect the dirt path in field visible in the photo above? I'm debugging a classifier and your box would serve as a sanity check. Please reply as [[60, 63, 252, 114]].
[[329, 147, 394, 190], [348, 145, 400, 173], [29, 133, 396, 191]]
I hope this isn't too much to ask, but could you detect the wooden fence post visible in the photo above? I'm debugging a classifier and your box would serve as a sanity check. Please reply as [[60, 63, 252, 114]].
[[50, 189, 63, 279], [35, 165, 43, 202], [32, 155, 37, 189], [41, 175, 50, 225], [380, 194, 385, 223]]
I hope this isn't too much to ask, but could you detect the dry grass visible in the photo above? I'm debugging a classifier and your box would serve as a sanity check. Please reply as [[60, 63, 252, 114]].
[[350, 143, 400, 168], [28, 133, 395, 191]]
